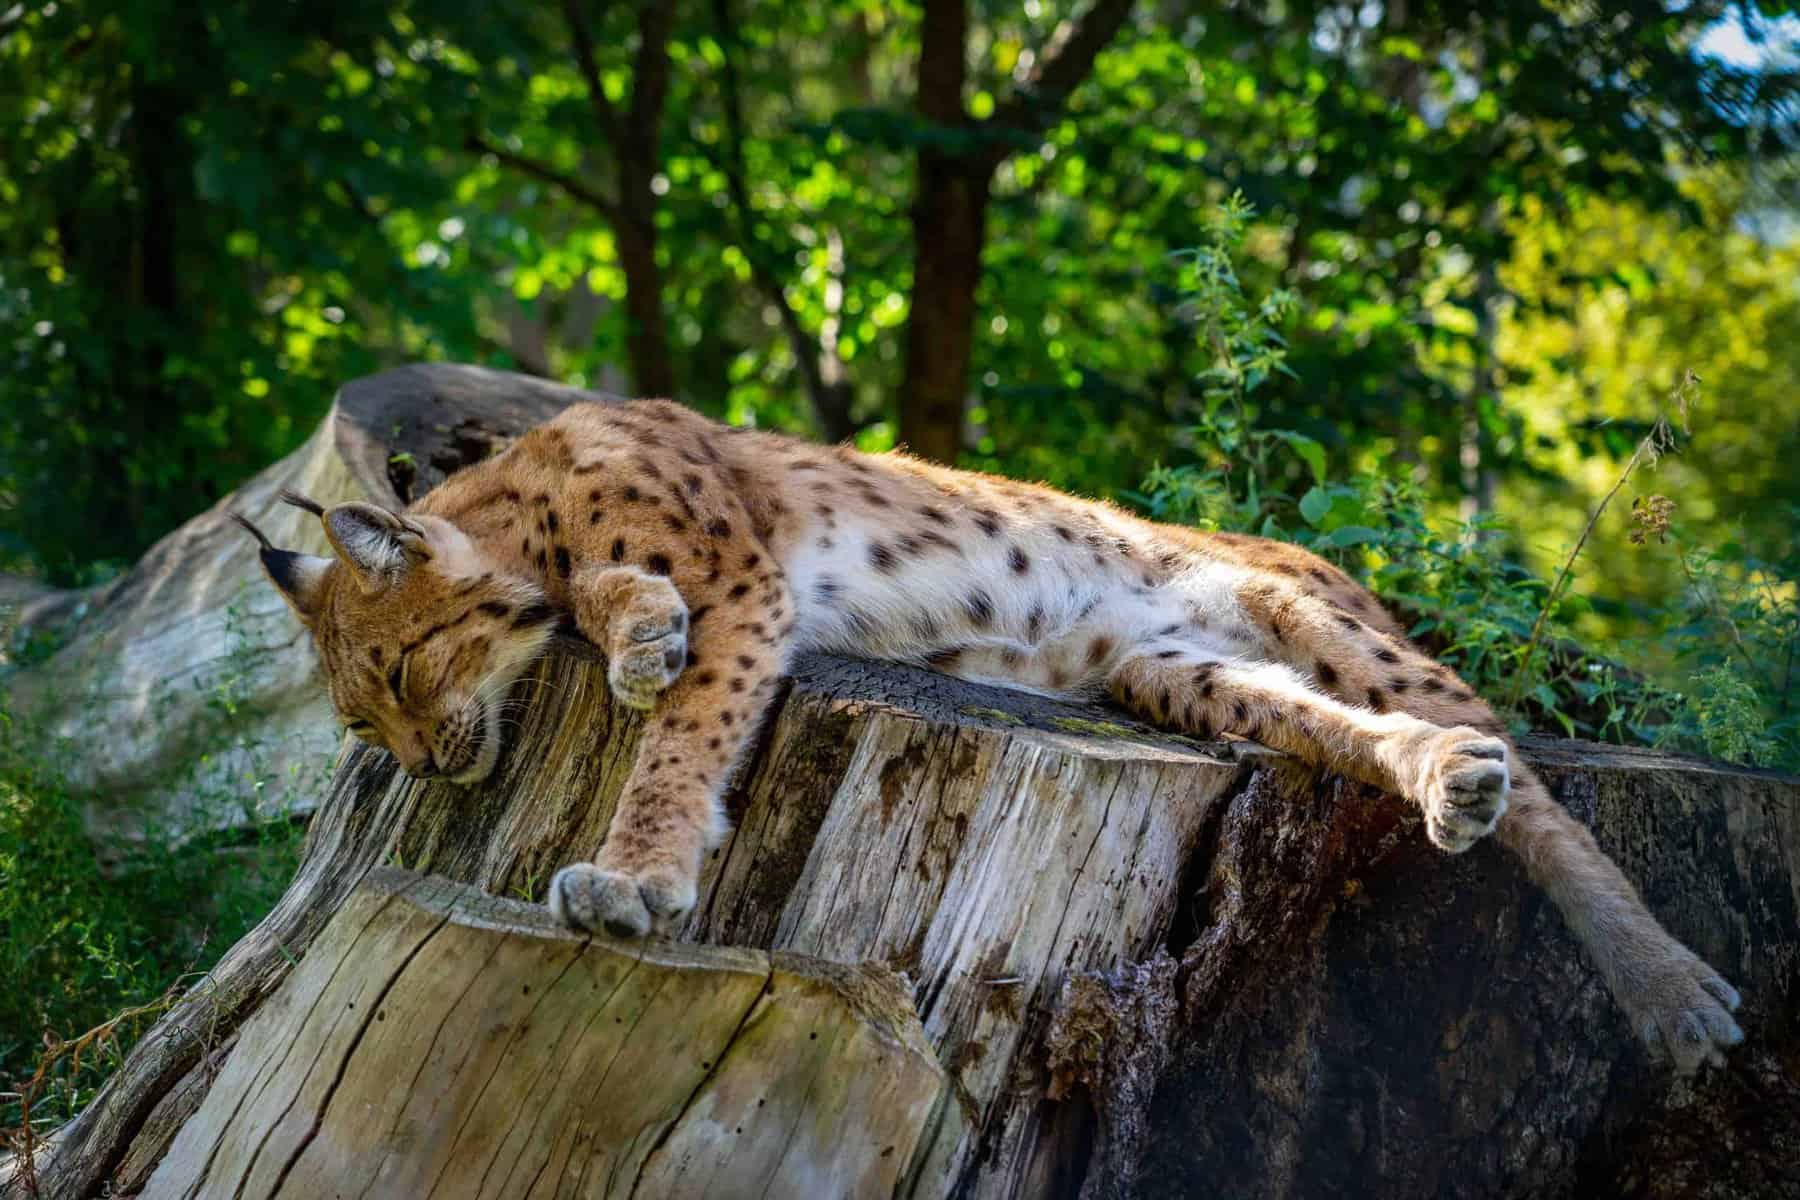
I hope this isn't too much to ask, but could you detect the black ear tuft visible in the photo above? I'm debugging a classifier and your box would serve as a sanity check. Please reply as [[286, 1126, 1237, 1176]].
[[280, 489, 327, 517], [231, 511, 333, 621], [229, 512, 274, 550]]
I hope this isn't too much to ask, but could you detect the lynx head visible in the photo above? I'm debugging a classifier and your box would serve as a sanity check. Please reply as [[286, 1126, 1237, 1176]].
[[233, 491, 560, 783]]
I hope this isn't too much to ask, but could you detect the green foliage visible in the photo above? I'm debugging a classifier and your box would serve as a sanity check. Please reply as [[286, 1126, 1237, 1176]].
[[2, 1, 1795, 581]]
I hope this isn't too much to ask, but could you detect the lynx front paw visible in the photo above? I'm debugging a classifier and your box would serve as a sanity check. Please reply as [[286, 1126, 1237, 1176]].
[[1418, 729, 1509, 853], [608, 606, 687, 710], [1625, 952, 1744, 1074], [548, 861, 696, 939]]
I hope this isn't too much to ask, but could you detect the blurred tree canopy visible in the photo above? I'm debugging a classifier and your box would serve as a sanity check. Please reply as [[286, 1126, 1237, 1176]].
[[1, 0, 1796, 589]]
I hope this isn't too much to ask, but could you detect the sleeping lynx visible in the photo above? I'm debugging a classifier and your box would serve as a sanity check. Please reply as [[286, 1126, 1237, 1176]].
[[236, 398, 1743, 1074]]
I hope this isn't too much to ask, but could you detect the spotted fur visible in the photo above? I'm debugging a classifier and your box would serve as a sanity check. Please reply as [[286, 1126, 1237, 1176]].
[[241, 399, 1743, 1075]]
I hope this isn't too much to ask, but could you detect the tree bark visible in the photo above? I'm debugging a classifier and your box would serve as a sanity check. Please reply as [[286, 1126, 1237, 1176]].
[[7, 366, 1798, 1199]]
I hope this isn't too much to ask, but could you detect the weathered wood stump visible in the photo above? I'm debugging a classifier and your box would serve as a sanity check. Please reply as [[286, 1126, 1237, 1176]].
[[7, 365, 1797, 1199]]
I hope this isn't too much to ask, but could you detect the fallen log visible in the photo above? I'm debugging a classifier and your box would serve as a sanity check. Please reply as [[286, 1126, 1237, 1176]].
[[7, 365, 1796, 1199]]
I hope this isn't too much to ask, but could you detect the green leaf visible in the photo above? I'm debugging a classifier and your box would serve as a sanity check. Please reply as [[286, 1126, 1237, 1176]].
[[1276, 431, 1327, 483], [1320, 525, 1383, 548], [1299, 485, 1332, 526]]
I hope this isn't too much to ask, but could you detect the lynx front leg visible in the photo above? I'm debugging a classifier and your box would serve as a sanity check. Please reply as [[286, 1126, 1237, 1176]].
[[552, 571, 793, 938], [1109, 646, 1510, 851]]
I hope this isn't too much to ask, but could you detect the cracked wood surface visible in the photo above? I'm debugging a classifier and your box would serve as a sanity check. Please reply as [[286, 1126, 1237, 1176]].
[[142, 869, 945, 1199]]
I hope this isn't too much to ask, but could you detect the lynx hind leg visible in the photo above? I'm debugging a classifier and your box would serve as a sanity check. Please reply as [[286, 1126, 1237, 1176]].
[[1107, 642, 1508, 851], [1230, 580, 1511, 850]]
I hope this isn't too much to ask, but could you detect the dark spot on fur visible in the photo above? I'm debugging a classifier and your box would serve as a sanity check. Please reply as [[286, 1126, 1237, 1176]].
[[511, 601, 559, 630], [1421, 678, 1446, 694], [647, 554, 673, 576], [919, 505, 949, 525], [870, 542, 898, 572], [1156, 649, 1181, 660], [1008, 546, 1030, 574], [611, 539, 626, 562], [1316, 661, 1339, 685], [974, 510, 1002, 537], [1375, 647, 1400, 664], [1367, 688, 1388, 712], [1087, 636, 1113, 665], [965, 589, 994, 627], [623, 485, 641, 502], [554, 547, 572, 578]]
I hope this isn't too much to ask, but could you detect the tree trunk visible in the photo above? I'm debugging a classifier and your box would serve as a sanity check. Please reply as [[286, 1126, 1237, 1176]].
[[614, 203, 677, 399], [898, 155, 990, 464], [7, 366, 1798, 1199], [897, 0, 985, 465]]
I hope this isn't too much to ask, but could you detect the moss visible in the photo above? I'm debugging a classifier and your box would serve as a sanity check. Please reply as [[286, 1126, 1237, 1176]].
[[959, 705, 1024, 726], [1049, 716, 1141, 739]]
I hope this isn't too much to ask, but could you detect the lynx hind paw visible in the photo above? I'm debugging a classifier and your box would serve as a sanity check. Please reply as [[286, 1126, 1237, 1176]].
[[1423, 731, 1509, 853], [608, 606, 688, 710], [1632, 958, 1745, 1075], [549, 862, 696, 940]]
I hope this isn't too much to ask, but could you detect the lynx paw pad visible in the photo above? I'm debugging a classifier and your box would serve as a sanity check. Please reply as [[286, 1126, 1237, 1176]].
[[548, 862, 696, 939], [1421, 731, 1509, 853]]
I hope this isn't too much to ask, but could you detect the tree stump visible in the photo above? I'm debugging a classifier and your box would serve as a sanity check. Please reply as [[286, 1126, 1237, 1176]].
[[8, 365, 1798, 1199]]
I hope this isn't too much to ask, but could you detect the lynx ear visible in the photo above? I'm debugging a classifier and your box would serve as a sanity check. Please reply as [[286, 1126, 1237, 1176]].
[[230, 513, 333, 624], [321, 502, 432, 593]]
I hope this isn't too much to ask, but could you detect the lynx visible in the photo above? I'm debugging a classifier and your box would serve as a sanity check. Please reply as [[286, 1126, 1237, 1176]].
[[236, 398, 1743, 1074]]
